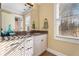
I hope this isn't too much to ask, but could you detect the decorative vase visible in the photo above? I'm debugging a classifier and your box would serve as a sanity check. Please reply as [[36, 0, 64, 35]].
[[32, 21, 35, 29], [43, 18, 48, 29]]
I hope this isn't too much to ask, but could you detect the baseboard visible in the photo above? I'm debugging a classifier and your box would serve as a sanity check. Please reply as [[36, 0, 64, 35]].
[[47, 48, 66, 56]]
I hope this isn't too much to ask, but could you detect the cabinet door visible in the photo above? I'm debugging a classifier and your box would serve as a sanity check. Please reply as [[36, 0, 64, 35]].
[[18, 41, 25, 56], [25, 47, 33, 56], [34, 34, 47, 56], [41, 34, 47, 52], [31, 4, 39, 30], [41, 38, 47, 52], [25, 37, 33, 48], [34, 36, 42, 56], [25, 37, 33, 56]]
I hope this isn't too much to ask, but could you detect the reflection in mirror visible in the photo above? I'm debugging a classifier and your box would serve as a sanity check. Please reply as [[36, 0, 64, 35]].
[[15, 17, 23, 31], [25, 16, 31, 32]]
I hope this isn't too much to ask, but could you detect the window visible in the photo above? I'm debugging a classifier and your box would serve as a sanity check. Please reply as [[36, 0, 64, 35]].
[[55, 3, 79, 43], [25, 16, 31, 31]]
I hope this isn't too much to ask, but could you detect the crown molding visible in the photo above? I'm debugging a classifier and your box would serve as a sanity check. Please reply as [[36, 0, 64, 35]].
[[0, 9, 23, 16]]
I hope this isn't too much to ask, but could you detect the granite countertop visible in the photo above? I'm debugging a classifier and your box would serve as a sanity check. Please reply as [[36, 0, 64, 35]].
[[0, 31, 48, 42], [0, 30, 48, 37]]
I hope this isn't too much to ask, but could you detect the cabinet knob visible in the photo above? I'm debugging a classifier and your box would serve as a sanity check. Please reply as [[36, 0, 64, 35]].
[[41, 40, 43, 41], [26, 47, 32, 50], [19, 47, 24, 50], [27, 39, 32, 42], [27, 40, 30, 41], [22, 47, 24, 48]]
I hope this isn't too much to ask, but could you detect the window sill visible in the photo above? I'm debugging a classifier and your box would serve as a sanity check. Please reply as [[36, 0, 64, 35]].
[[55, 35, 79, 44]]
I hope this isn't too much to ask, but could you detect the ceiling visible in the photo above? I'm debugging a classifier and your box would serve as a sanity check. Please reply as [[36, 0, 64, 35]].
[[1, 3, 32, 15]]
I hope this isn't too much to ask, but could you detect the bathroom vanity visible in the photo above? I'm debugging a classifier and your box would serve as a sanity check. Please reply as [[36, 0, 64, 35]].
[[0, 31, 48, 56]]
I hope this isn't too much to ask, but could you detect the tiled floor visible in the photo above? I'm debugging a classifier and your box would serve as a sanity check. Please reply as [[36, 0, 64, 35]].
[[40, 51, 56, 56]]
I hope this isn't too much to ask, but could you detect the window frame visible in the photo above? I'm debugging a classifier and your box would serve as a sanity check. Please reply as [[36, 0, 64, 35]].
[[54, 3, 79, 44]]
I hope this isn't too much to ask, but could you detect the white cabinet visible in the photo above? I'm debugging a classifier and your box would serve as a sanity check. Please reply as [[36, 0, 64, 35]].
[[18, 41, 25, 56], [7, 37, 33, 56], [8, 41, 25, 56], [5, 34, 47, 56], [41, 34, 47, 52], [34, 36, 42, 55], [33, 34, 47, 56], [25, 37, 33, 56]]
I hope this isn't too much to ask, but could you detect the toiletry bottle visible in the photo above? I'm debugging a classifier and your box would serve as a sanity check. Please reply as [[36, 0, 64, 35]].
[[32, 21, 35, 29], [43, 18, 48, 29]]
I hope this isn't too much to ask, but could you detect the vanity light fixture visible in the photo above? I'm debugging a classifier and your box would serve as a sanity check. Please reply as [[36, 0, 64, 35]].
[[23, 3, 34, 14], [24, 3, 33, 7]]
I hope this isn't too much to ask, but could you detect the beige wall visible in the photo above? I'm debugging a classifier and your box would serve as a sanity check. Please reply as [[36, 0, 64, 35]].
[[39, 4, 49, 31], [31, 4, 39, 30], [31, 3, 50, 31], [47, 4, 79, 56]]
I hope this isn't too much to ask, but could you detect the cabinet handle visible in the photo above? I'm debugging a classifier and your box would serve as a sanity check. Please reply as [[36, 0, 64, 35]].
[[21, 37, 23, 39], [26, 47, 32, 50], [22, 47, 24, 48], [41, 40, 43, 41], [27, 39, 32, 41], [27, 40, 30, 41], [19, 47, 24, 50], [29, 47, 32, 49], [26, 48, 29, 50]]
